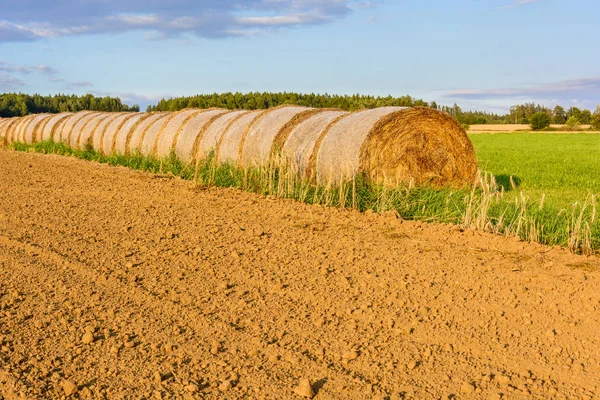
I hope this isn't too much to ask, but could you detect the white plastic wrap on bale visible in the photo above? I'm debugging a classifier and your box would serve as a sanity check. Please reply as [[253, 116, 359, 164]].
[[282, 110, 348, 175], [217, 111, 263, 164], [240, 106, 310, 167], [317, 107, 407, 183], [11, 115, 37, 144], [140, 114, 172, 156], [92, 113, 128, 152], [40, 113, 73, 142], [58, 112, 96, 144], [127, 113, 167, 155], [68, 113, 101, 148], [76, 114, 111, 149], [154, 109, 203, 158], [174, 109, 228, 162], [0, 118, 15, 144], [197, 111, 247, 159], [24, 114, 53, 144], [114, 113, 152, 155], [101, 113, 138, 155]]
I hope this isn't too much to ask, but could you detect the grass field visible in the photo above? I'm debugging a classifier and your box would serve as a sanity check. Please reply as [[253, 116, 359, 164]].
[[7, 134, 600, 253]]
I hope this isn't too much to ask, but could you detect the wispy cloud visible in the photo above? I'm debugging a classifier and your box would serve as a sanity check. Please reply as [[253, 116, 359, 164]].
[[0, 73, 25, 90], [0, 0, 377, 43], [498, 0, 539, 10], [443, 77, 600, 110]]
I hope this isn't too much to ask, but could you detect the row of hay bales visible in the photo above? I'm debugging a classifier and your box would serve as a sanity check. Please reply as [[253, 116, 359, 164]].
[[0, 106, 478, 186]]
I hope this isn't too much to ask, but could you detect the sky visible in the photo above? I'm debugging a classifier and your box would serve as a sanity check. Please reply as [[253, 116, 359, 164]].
[[0, 0, 598, 113]]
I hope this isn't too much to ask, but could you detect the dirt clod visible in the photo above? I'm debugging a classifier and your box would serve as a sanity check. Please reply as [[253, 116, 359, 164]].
[[294, 378, 315, 398]]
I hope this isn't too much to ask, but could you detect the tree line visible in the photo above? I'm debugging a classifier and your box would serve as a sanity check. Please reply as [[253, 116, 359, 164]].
[[0, 93, 139, 118], [146, 92, 430, 112], [447, 102, 600, 127]]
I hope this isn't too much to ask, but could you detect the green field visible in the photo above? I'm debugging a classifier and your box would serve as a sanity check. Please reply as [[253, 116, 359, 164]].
[[470, 133, 600, 208]]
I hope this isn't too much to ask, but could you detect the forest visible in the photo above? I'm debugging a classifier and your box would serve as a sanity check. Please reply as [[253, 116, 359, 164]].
[[0, 93, 139, 118]]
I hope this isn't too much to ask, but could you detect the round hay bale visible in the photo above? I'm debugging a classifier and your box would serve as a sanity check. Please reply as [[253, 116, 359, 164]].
[[359, 107, 478, 187], [113, 113, 155, 155], [316, 107, 477, 187], [57, 111, 97, 144], [10, 114, 38, 144], [282, 110, 348, 176], [25, 114, 54, 144], [154, 109, 204, 159], [239, 106, 311, 167], [196, 110, 248, 160], [174, 109, 229, 163], [216, 110, 266, 164], [139, 113, 173, 156], [100, 113, 139, 155], [0, 118, 18, 145], [127, 112, 168, 155], [92, 112, 129, 152], [68, 112, 102, 148], [75, 113, 112, 150], [40, 113, 73, 142]]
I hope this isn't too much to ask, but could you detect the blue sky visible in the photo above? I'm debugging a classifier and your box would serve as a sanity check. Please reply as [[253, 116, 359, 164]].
[[0, 0, 598, 112]]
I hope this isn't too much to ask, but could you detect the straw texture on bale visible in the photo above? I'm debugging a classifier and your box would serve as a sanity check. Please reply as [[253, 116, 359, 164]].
[[10, 114, 37, 144], [100, 113, 139, 155], [58, 111, 97, 144], [315, 107, 408, 183], [216, 110, 266, 164], [113, 113, 154, 155], [127, 113, 168, 155], [282, 110, 348, 176], [75, 114, 112, 149], [24, 114, 53, 144], [154, 109, 203, 158], [39, 114, 73, 143], [240, 106, 309, 167], [359, 107, 478, 187], [140, 114, 174, 156], [92, 113, 128, 152], [196, 110, 247, 160], [68, 113, 101, 148], [174, 109, 228, 162], [0, 118, 17, 144]]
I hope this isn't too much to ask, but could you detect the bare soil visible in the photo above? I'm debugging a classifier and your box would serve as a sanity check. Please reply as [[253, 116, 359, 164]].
[[0, 149, 599, 399]]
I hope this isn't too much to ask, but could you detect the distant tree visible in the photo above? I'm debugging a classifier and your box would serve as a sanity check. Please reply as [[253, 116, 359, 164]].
[[567, 107, 582, 122], [430, 101, 438, 110], [591, 108, 600, 130], [530, 112, 552, 130], [579, 109, 592, 125], [595, 105, 600, 115], [552, 105, 566, 124], [566, 116, 580, 128]]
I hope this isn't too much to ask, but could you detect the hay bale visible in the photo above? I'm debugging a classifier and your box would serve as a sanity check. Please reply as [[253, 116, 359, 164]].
[[140, 114, 173, 156], [282, 110, 348, 176], [127, 112, 168, 155], [216, 110, 266, 164], [57, 111, 97, 144], [196, 110, 247, 160], [154, 109, 204, 159], [174, 109, 229, 162], [100, 113, 140, 155], [239, 106, 311, 167], [68, 112, 102, 148], [113, 113, 155, 155], [0, 118, 18, 145], [75, 114, 112, 150], [92, 113, 129, 152], [316, 107, 477, 187], [9, 114, 38, 144], [39, 113, 73, 142], [24, 114, 54, 144]]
